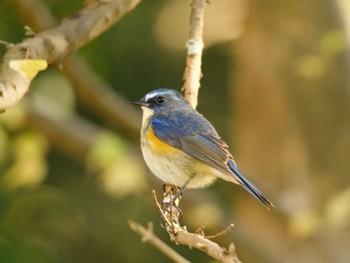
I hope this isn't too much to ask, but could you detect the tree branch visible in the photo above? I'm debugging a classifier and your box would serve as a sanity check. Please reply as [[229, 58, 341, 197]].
[[161, 0, 208, 232], [153, 190, 241, 263], [128, 220, 190, 263], [12, 0, 141, 137], [0, 0, 140, 112], [173, 229, 241, 263], [182, 0, 206, 109]]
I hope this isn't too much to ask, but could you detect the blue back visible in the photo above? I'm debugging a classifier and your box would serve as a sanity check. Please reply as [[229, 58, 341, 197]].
[[151, 108, 233, 175]]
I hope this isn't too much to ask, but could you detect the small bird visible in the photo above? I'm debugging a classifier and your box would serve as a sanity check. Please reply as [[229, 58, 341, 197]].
[[133, 89, 273, 208]]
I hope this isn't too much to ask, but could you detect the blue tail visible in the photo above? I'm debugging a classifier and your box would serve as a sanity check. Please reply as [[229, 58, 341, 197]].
[[228, 160, 273, 209]]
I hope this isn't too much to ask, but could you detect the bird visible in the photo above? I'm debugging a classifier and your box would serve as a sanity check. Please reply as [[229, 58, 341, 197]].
[[133, 89, 273, 208]]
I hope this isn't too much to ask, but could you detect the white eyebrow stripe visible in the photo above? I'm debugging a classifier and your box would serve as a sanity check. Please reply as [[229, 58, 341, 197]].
[[144, 91, 162, 101], [144, 93, 154, 101]]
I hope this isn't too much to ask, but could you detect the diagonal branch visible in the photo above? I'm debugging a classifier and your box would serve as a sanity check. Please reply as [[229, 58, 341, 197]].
[[0, 0, 140, 112], [128, 220, 190, 263], [12, 0, 141, 136], [174, 229, 241, 263]]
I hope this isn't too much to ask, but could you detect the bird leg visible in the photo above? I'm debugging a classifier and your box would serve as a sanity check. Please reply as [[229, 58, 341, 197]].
[[173, 179, 191, 201], [160, 179, 192, 227]]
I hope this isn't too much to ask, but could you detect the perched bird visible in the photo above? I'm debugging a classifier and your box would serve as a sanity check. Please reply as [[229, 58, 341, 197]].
[[133, 89, 273, 208]]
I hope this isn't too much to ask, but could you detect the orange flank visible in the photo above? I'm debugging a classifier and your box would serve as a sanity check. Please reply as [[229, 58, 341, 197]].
[[145, 125, 180, 155]]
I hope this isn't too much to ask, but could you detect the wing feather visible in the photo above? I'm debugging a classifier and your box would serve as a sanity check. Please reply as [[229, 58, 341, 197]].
[[152, 115, 233, 175]]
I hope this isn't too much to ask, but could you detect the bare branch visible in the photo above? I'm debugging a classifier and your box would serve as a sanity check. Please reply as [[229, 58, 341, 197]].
[[152, 190, 174, 231], [173, 228, 241, 263], [182, 0, 206, 109], [0, 0, 140, 112], [12, 0, 141, 136], [128, 220, 190, 263], [153, 187, 241, 263]]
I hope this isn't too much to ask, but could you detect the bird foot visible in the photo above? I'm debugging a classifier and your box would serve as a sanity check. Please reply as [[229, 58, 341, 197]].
[[160, 201, 183, 228]]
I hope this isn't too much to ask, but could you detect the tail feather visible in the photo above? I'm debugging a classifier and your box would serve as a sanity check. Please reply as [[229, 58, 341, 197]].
[[228, 161, 273, 209]]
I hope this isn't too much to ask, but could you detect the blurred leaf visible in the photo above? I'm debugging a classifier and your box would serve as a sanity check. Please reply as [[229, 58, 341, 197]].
[[12, 131, 47, 160], [295, 54, 326, 79], [0, 127, 9, 166], [1, 131, 48, 190], [288, 210, 320, 240], [320, 30, 346, 54], [324, 187, 350, 229], [31, 70, 75, 117], [99, 154, 146, 198], [88, 132, 147, 198], [184, 202, 224, 229], [0, 103, 26, 130], [88, 132, 127, 168]]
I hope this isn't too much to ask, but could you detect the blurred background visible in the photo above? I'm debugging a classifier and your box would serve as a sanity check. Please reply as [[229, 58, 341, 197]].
[[1, 0, 350, 262]]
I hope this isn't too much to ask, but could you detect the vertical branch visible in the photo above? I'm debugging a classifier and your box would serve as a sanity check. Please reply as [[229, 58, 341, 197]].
[[182, 0, 206, 109], [162, 0, 207, 227], [163, 0, 207, 228]]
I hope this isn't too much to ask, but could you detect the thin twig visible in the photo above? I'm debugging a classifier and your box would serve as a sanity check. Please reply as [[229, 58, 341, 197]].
[[195, 222, 208, 235], [205, 223, 235, 240], [168, 189, 176, 232], [152, 190, 173, 230], [161, 185, 184, 234], [128, 220, 190, 263], [182, 0, 206, 109]]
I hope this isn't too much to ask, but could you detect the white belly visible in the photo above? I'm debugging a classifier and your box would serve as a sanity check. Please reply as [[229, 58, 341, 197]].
[[141, 135, 217, 189]]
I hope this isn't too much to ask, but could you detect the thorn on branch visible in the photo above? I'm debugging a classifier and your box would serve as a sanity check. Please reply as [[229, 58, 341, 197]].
[[25, 47, 30, 59], [141, 222, 154, 243], [24, 25, 36, 38], [195, 222, 208, 235]]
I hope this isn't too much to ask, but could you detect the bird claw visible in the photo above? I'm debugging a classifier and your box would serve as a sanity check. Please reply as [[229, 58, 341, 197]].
[[160, 201, 183, 228]]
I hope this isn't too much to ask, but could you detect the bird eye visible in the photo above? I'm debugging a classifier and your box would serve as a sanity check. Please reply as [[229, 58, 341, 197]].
[[156, 96, 165, 104]]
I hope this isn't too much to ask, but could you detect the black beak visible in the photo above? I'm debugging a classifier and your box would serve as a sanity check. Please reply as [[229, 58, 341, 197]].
[[132, 100, 150, 107]]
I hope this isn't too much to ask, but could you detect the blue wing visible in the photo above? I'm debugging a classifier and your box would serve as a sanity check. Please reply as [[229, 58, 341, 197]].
[[151, 113, 233, 175], [151, 112, 273, 208]]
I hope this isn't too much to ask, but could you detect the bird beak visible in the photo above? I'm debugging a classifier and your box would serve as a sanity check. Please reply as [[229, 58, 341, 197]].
[[132, 100, 150, 107]]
